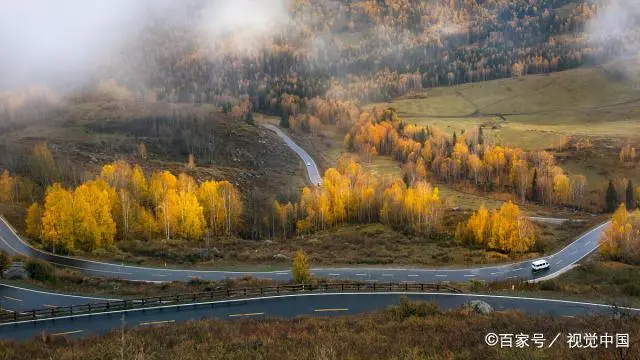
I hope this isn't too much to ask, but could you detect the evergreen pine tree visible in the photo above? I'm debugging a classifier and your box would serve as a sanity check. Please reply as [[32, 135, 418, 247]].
[[626, 180, 636, 210], [279, 110, 290, 128], [606, 180, 619, 213], [244, 111, 254, 125]]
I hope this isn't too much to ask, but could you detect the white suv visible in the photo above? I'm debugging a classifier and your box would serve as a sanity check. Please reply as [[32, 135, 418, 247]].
[[531, 259, 550, 271]]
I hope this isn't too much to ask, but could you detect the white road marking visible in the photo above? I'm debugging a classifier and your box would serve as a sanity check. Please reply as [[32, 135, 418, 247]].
[[2, 296, 22, 302], [314, 308, 348, 312], [555, 260, 563, 265], [51, 330, 83, 336], [511, 268, 524, 272], [276, 273, 288, 276], [489, 272, 500, 275], [328, 273, 340, 276], [43, 304, 58, 308], [435, 274, 447, 277], [151, 274, 167, 277], [356, 274, 367, 276], [229, 312, 264, 317], [463, 275, 475, 277], [408, 274, 419, 277], [139, 320, 175, 326], [569, 250, 577, 256]]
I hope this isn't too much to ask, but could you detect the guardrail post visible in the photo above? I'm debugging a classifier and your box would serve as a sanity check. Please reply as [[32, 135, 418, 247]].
[[356, 283, 360, 291], [277, 285, 280, 295], [226, 289, 230, 297], [341, 284, 344, 292], [32, 310, 36, 320], [404, 283, 408, 291], [373, 283, 376, 291], [260, 287, 263, 296], [13, 312, 17, 321], [420, 283, 424, 291], [244, 288, 247, 296], [436, 284, 440, 292]]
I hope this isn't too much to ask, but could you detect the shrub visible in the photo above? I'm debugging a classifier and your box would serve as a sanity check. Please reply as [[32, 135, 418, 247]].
[[539, 280, 561, 291], [468, 279, 485, 291], [25, 260, 55, 282], [0, 250, 10, 277], [388, 297, 440, 319], [621, 283, 640, 297]]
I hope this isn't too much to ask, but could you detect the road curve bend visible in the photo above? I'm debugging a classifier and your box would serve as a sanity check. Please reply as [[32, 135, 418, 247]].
[[262, 124, 322, 186], [0, 215, 608, 285], [1, 292, 638, 341]]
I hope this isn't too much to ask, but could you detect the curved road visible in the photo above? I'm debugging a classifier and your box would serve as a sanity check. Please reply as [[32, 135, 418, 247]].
[[0, 216, 608, 285], [262, 124, 322, 186], [1, 292, 638, 340], [0, 215, 608, 313], [0, 125, 613, 330]]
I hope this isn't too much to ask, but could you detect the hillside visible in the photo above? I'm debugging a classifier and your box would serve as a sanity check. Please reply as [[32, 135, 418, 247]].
[[363, 63, 640, 191], [0, 100, 307, 201]]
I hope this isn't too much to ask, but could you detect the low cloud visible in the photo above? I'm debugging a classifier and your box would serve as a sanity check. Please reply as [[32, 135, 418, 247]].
[[0, 0, 292, 91]]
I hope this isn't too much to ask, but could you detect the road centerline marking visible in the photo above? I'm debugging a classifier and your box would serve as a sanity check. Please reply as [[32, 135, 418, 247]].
[[139, 320, 176, 326], [3, 296, 22, 302], [51, 330, 83, 336], [229, 312, 264, 317]]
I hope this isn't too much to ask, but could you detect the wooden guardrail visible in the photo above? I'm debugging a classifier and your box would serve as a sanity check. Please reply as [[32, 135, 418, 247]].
[[0, 282, 460, 324]]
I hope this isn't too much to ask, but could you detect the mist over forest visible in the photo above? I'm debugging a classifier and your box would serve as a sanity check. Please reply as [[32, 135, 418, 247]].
[[0, 0, 638, 122]]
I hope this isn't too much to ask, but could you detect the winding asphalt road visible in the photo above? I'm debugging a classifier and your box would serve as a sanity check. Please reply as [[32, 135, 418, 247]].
[[0, 216, 608, 285], [262, 124, 322, 186], [0, 214, 609, 312], [0, 125, 618, 340], [0, 125, 607, 287], [2, 292, 639, 340]]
